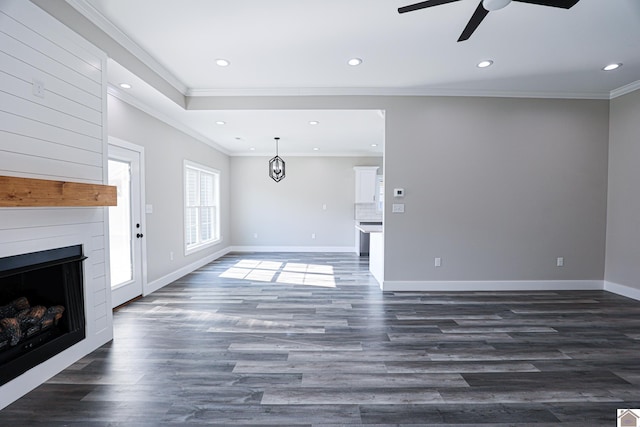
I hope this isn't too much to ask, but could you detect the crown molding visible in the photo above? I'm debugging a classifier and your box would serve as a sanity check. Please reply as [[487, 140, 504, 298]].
[[61, 0, 637, 103], [66, 0, 188, 95], [107, 85, 230, 156], [610, 79, 640, 99], [230, 152, 383, 158], [187, 86, 611, 100]]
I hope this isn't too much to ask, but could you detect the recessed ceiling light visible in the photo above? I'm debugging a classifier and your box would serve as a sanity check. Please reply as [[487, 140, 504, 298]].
[[371, 144, 378, 147], [348, 58, 363, 66], [119, 83, 132, 89], [216, 59, 230, 67], [313, 147, 319, 151], [309, 121, 319, 125], [603, 63, 622, 71], [250, 147, 255, 151], [216, 121, 226, 125], [234, 137, 242, 140], [477, 60, 493, 68]]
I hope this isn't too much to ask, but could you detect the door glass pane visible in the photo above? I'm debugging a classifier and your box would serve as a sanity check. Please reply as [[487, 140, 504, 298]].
[[109, 159, 133, 287]]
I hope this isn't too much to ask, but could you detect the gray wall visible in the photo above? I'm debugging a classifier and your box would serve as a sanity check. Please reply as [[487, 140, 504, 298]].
[[605, 89, 640, 291], [191, 95, 610, 284], [111, 92, 612, 286], [384, 96, 610, 282], [30, 2, 631, 290], [230, 156, 382, 248], [107, 95, 230, 284]]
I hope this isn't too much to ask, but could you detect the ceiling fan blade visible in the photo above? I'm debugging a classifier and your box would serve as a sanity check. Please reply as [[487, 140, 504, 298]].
[[458, 1, 489, 42], [513, 0, 580, 8], [398, 0, 461, 14]]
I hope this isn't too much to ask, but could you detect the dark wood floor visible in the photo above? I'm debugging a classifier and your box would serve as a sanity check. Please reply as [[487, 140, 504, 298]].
[[1, 252, 640, 426]]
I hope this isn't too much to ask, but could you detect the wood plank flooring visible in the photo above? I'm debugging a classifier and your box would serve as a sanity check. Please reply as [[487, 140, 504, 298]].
[[1, 252, 640, 425]]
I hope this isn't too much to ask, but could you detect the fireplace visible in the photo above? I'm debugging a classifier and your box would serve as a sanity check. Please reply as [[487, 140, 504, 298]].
[[0, 245, 86, 386]]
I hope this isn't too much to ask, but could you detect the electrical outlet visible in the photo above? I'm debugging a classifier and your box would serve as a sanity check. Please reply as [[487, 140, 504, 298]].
[[557, 257, 564, 267], [253, 233, 258, 239], [435, 257, 441, 267], [170, 251, 174, 261], [392, 203, 405, 213], [32, 79, 45, 98], [311, 233, 316, 239]]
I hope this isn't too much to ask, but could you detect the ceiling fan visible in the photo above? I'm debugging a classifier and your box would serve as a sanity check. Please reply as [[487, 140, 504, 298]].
[[398, 0, 580, 42]]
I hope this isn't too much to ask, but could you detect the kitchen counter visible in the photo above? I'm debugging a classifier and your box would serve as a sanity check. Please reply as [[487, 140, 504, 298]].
[[355, 224, 383, 233], [369, 231, 384, 288], [354, 222, 383, 286]]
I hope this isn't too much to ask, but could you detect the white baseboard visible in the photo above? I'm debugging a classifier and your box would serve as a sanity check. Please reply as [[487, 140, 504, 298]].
[[382, 280, 604, 292], [144, 247, 232, 295], [604, 280, 640, 302], [229, 245, 355, 253]]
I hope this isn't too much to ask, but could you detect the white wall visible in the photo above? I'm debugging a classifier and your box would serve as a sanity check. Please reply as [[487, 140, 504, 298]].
[[0, 0, 111, 408], [605, 89, 640, 300], [107, 94, 231, 292], [230, 156, 382, 250]]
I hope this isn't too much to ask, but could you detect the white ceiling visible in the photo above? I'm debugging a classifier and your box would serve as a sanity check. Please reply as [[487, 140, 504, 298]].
[[70, 0, 640, 155], [108, 58, 385, 156]]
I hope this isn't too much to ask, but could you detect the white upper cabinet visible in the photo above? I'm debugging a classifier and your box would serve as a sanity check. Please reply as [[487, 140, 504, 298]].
[[354, 166, 379, 203]]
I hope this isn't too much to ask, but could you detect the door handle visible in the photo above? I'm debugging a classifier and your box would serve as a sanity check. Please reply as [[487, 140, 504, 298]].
[[136, 233, 144, 238]]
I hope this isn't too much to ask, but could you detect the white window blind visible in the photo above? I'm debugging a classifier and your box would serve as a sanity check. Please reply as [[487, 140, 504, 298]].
[[184, 161, 220, 253]]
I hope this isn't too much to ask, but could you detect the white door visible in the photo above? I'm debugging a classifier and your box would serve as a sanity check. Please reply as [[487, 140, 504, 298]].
[[108, 143, 145, 308]]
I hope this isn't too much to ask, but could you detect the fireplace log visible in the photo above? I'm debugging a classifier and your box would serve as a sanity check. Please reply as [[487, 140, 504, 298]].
[[17, 306, 46, 326], [0, 301, 65, 347], [0, 297, 30, 318], [40, 306, 65, 329], [0, 318, 22, 346]]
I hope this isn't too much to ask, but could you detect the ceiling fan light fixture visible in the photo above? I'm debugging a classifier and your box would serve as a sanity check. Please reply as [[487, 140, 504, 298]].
[[400, 0, 581, 42], [482, 0, 512, 11], [477, 60, 494, 68], [603, 63, 622, 71]]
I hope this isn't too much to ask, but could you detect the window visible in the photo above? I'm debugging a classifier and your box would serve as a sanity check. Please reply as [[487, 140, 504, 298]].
[[184, 160, 220, 254]]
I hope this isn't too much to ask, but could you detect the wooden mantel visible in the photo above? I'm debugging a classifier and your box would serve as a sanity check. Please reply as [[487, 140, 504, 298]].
[[0, 175, 116, 207]]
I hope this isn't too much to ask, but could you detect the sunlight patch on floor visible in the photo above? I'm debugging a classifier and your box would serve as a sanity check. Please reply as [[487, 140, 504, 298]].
[[276, 271, 336, 288], [219, 259, 336, 288]]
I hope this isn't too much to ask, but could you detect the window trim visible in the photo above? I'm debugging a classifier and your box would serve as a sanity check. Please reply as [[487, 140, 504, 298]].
[[183, 159, 221, 256]]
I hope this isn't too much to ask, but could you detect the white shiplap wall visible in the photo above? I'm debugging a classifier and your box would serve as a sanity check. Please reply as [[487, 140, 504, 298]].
[[0, 0, 112, 408]]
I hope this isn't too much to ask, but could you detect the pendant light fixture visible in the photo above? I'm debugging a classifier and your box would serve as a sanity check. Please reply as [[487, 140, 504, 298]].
[[269, 137, 285, 182]]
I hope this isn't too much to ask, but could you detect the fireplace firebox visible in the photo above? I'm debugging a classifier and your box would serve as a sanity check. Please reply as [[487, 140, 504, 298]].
[[0, 245, 86, 386]]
